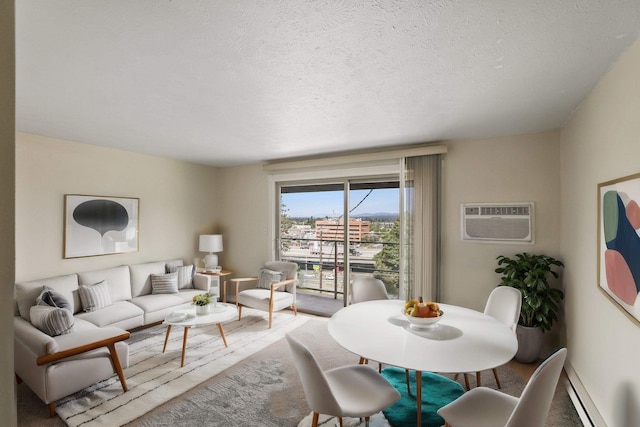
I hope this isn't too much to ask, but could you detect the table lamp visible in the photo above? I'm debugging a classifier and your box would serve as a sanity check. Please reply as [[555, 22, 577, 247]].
[[199, 234, 223, 271]]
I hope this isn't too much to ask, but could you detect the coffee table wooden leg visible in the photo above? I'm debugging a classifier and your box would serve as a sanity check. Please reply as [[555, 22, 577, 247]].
[[416, 370, 422, 427], [181, 327, 189, 367], [216, 322, 228, 347], [163, 325, 172, 353]]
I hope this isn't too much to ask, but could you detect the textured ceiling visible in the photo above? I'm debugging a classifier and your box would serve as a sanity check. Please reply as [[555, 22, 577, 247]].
[[15, 1, 640, 166]]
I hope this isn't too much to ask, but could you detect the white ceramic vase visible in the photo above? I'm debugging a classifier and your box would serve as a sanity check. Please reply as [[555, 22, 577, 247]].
[[195, 304, 210, 315]]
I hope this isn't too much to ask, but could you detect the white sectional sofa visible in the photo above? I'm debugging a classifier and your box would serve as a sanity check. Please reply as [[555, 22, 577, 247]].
[[14, 258, 217, 416]]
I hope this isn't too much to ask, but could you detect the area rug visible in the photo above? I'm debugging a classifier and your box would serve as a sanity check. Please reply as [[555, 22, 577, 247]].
[[54, 308, 310, 427], [380, 368, 465, 427]]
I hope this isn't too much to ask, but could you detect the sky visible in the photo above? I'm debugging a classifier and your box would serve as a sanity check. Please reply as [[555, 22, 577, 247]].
[[282, 188, 399, 218]]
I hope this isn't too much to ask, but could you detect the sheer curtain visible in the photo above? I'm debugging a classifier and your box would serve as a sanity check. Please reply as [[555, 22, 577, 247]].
[[402, 155, 442, 301]]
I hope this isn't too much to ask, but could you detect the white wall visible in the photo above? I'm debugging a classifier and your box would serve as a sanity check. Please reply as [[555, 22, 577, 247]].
[[0, 1, 16, 425], [15, 132, 221, 282], [561, 39, 640, 427]]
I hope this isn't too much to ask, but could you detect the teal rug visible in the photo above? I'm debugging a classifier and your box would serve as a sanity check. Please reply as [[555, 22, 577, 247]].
[[381, 367, 465, 427]]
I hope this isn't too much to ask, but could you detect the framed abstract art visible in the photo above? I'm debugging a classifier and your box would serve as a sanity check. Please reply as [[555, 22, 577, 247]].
[[598, 173, 640, 325], [64, 194, 139, 258]]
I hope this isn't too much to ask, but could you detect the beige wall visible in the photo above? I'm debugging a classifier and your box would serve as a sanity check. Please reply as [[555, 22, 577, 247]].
[[219, 163, 273, 277], [441, 132, 562, 312], [15, 132, 221, 282], [1, 1, 16, 425], [561, 39, 640, 426]]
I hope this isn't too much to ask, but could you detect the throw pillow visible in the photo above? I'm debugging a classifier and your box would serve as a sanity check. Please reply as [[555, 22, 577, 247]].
[[78, 280, 113, 312], [257, 268, 284, 289], [175, 265, 194, 289], [36, 286, 72, 311], [151, 272, 179, 294], [30, 304, 74, 336]]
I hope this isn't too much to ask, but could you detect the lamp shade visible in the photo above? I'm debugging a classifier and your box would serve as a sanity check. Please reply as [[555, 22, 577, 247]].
[[199, 234, 223, 253]]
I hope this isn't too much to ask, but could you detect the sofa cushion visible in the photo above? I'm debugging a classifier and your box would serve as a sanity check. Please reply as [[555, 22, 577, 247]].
[[167, 264, 195, 289], [151, 273, 179, 294], [129, 261, 166, 297], [30, 305, 75, 337], [78, 266, 132, 303], [165, 259, 184, 273], [129, 293, 187, 314], [78, 280, 112, 312], [75, 301, 144, 329], [36, 286, 72, 311], [16, 274, 79, 321]]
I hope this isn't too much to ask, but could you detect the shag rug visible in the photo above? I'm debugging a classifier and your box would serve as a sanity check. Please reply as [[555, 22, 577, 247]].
[[54, 308, 309, 427]]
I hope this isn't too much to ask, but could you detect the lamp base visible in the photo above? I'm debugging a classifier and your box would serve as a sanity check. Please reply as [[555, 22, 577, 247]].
[[204, 253, 219, 271]]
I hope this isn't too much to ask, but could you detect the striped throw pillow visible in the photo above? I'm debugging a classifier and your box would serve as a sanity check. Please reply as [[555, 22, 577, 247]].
[[30, 304, 74, 336], [175, 265, 194, 289], [151, 273, 179, 294], [79, 280, 113, 312]]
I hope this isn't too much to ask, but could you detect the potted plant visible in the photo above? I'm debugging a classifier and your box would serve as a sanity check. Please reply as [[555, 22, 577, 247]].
[[192, 292, 213, 315], [495, 252, 564, 363]]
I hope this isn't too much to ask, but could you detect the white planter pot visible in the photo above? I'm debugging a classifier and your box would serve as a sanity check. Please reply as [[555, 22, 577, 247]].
[[195, 304, 211, 315], [515, 325, 543, 363]]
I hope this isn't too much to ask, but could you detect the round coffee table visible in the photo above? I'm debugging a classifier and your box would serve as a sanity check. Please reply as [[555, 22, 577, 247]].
[[162, 303, 237, 367]]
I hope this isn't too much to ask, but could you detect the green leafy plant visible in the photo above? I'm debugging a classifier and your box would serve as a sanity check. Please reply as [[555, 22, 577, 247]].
[[495, 253, 564, 332], [192, 293, 212, 306]]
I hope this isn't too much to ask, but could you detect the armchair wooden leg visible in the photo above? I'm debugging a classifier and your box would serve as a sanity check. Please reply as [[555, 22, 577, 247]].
[[48, 402, 56, 417], [107, 343, 128, 392], [269, 308, 273, 328], [292, 304, 297, 316], [238, 305, 243, 321]]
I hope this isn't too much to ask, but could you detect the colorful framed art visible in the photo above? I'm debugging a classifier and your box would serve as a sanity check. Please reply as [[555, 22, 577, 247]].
[[598, 173, 640, 325]]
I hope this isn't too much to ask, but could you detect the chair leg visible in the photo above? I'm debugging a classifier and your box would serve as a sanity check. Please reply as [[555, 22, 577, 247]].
[[405, 369, 412, 396], [292, 303, 298, 316], [339, 417, 343, 427], [364, 416, 370, 426], [269, 308, 273, 328], [311, 412, 319, 427], [492, 367, 502, 388], [359, 357, 367, 364], [476, 371, 482, 388], [378, 362, 382, 373], [48, 402, 56, 417], [463, 373, 471, 390]]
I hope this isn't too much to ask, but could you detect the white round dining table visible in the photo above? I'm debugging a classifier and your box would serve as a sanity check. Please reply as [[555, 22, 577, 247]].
[[328, 299, 518, 426]]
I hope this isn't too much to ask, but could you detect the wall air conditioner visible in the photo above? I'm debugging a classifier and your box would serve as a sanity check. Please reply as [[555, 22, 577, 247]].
[[461, 202, 534, 243]]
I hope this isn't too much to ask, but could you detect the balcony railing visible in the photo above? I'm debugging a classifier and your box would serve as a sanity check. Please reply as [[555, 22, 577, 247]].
[[279, 237, 399, 300]]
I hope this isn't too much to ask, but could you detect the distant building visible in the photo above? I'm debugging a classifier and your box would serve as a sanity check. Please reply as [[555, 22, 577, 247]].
[[315, 218, 370, 242]]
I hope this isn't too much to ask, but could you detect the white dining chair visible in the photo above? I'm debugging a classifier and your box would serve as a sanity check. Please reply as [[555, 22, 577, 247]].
[[351, 277, 389, 304], [351, 278, 388, 371], [438, 347, 567, 427], [286, 333, 400, 427], [458, 286, 521, 389]]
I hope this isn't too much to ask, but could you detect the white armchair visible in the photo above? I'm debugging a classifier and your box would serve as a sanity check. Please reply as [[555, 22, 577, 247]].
[[231, 261, 298, 328]]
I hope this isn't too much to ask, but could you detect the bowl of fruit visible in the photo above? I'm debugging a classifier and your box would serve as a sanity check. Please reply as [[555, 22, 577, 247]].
[[402, 298, 443, 330]]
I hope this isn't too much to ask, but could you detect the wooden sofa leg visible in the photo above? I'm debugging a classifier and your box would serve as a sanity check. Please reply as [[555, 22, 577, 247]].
[[107, 343, 128, 392], [48, 402, 56, 417]]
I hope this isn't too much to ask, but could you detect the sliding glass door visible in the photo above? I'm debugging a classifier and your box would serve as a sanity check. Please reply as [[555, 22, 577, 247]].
[[278, 178, 400, 305]]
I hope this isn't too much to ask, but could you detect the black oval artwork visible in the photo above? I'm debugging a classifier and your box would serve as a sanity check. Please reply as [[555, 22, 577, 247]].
[[73, 200, 129, 237]]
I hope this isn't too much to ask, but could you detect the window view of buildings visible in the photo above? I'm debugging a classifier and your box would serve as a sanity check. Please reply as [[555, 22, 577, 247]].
[[280, 204, 400, 299]]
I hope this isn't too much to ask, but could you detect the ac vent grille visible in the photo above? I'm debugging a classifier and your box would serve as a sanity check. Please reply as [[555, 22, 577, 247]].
[[462, 203, 534, 244]]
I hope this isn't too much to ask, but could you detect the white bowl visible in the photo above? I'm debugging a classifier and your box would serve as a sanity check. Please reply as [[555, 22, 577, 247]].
[[403, 310, 444, 330]]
